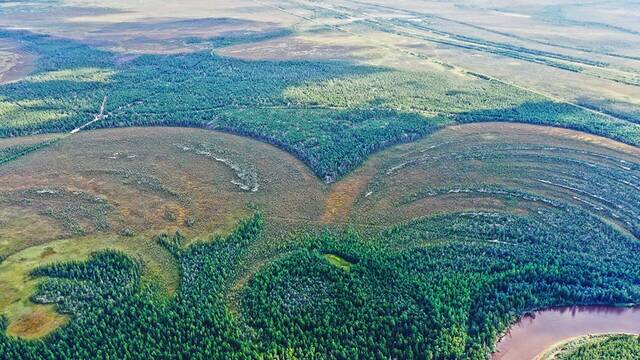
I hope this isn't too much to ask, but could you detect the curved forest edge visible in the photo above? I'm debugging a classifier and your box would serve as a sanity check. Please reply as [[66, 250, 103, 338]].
[[1, 120, 639, 345], [1, 9, 640, 360], [0, 29, 638, 182], [1, 192, 639, 359]]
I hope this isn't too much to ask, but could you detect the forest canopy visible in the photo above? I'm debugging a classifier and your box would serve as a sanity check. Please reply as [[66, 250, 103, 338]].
[[1, 29, 638, 181], [1, 202, 639, 359]]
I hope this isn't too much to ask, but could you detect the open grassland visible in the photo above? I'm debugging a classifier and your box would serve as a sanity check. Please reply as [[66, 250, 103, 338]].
[[539, 334, 640, 360], [336, 122, 640, 238], [0, 1, 300, 54], [1, 0, 639, 124], [0, 39, 37, 84], [0, 126, 327, 252], [1, 122, 638, 340], [0, 126, 325, 338], [264, 0, 640, 124], [0, 27, 638, 182], [0, 139, 59, 166]]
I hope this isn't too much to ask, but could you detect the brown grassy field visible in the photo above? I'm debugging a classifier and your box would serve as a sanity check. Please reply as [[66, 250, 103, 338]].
[[3, 0, 639, 120], [1, 123, 638, 338], [302, 0, 640, 121], [345, 122, 640, 232], [0, 39, 37, 84], [0, 127, 326, 249], [0, 1, 298, 54], [0, 126, 324, 338]]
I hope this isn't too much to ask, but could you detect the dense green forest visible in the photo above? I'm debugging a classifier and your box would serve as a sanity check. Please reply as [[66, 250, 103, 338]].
[[553, 335, 640, 360], [1, 29, 638, 181], [1, 196, 639, 359]]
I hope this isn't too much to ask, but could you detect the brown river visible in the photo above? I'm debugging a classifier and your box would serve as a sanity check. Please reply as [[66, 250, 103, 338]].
[[492, 306, 640, 360]]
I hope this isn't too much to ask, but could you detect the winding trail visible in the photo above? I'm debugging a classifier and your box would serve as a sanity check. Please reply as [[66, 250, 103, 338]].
[[70, 96, 107, 134]]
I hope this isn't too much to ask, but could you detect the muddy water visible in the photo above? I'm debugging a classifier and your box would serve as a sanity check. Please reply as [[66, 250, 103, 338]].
[[492, 306, 640, 360]]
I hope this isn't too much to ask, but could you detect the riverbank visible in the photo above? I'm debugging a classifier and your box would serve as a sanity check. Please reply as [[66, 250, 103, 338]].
[[536, 334, 640, 360], [493, 306, 640, 360]]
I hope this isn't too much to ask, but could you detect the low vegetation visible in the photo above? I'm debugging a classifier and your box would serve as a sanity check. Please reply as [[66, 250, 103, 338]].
[[1, 29, 638, 182], [361, 18, 640, 87], [174, 141, 259, 192], [0, 139, 57, 165], [342, 123, 640, 245], [0, 188, 112, 235]]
